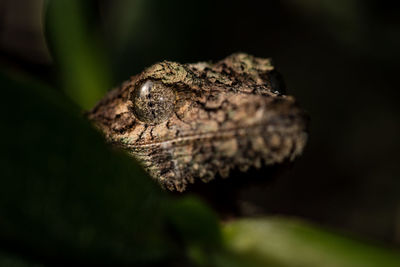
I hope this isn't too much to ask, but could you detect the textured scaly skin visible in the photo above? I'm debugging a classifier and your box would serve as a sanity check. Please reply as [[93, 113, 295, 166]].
[[88, 53, 308, 191]]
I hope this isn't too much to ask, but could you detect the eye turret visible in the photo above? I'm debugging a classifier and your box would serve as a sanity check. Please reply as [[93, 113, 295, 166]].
[[130, 80, 176, 124]]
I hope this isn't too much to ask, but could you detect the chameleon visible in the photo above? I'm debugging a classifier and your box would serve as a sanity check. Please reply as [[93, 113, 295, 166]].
[[88, 53, 308, 192]]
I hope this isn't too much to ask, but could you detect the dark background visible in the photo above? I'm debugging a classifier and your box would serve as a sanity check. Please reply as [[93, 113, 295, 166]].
[[1, 0, 399, 247]]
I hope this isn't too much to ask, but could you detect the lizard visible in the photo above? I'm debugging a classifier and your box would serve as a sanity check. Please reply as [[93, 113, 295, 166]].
[[88, 53, 308, 192]]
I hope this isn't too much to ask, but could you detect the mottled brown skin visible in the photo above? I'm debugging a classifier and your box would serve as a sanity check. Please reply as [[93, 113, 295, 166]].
[[88, 53, 308, 192]]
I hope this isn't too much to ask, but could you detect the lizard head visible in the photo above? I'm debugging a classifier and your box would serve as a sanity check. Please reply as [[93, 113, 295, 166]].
[[88, 53, 308, 191]]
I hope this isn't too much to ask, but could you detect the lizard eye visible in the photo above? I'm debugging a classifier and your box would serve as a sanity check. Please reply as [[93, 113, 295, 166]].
[[130, 80, 176, 124]]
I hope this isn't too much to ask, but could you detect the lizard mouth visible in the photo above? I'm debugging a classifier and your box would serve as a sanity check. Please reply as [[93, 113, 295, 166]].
[[126, 120, 306, 151]]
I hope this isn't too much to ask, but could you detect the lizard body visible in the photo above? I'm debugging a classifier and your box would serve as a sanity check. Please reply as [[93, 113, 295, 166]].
[[88, 53, 308, 191]]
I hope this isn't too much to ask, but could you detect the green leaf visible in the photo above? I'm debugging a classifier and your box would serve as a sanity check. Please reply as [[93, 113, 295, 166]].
[[166, 196, 222, 265], [0, 73, 173, 264], [220, 217, 400, 267], [44, 0, 112, 109], [0, 72, 223, 265]]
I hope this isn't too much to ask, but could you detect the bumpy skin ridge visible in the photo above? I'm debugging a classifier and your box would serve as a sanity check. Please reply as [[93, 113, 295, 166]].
[[88, 53, 308, 191]]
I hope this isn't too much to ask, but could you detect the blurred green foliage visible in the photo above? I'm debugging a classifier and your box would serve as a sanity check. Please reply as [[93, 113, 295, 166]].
[[222, 218, 400, 267], [0, 0, 400, 266], [0, 251, 43, 267], [0, 72, 169, 264], [44, 0, 112, 109], [0, 71, 222, 264]]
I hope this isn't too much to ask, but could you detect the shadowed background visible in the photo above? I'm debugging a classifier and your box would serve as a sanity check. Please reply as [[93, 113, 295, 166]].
[[1, 0, 400, 265]]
